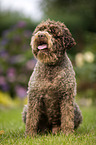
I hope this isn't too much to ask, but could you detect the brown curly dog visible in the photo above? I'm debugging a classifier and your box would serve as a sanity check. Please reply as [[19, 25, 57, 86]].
[[24, 19, 82, 136]]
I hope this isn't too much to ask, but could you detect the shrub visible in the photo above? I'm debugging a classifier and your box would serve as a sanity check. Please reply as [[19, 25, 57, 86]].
[[0, 21, 36, 98]]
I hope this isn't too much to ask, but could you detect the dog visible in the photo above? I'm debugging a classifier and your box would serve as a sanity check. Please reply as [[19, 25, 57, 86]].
[[23, 19, 82, 136]]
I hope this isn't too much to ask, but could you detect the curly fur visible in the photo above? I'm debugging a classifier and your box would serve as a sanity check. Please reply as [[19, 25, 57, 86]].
[[22, 103, 82, 130], [23, 19, 82, 136]]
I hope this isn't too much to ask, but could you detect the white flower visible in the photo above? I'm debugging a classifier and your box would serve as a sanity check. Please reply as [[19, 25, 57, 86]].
[[75, 53, 84, 67], [84, 51, 95, 63]]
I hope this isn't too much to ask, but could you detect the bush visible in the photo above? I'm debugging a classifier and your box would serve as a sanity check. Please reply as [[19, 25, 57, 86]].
[[0, 21, 36, 98]]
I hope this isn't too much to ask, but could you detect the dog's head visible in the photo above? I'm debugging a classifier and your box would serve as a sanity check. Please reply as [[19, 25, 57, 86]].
[[30, 19, 76, 65]]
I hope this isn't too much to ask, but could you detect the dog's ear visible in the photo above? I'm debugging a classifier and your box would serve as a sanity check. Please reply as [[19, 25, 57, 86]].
[[63, 28, 76, 49]]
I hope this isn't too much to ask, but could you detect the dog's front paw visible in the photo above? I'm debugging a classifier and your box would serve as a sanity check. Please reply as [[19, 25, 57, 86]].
[[52, 126, 60, 135]]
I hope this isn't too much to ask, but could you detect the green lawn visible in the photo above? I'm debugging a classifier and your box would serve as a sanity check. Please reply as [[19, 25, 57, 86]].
[[0, 106, 96, 145]]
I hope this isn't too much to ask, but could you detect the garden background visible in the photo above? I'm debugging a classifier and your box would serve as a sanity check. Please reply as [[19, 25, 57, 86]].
[[0, 0, 96, 144], [0, 0, 96, 107]]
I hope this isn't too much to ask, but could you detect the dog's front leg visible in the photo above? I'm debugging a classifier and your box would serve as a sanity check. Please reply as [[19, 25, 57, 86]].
[[60, 93, 74, 135], [26, 93, 40, 136]]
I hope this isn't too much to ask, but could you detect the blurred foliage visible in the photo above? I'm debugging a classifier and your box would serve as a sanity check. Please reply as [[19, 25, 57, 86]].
[[0, 14, 37, 98], [40, 0, 96, 32], [74, 32, 96, 100], [0, 10, 37, 36], [0, 1, 96, 105]]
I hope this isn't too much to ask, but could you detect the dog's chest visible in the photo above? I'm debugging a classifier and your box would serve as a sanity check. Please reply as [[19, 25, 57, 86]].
[[29, 64, 66, 95]]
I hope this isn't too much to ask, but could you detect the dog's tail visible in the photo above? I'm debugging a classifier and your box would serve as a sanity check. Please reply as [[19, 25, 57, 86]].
[[22, 105, 28, 124]]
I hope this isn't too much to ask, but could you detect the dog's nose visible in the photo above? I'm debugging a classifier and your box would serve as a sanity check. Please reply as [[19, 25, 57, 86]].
[[38, 33, 46, 38]]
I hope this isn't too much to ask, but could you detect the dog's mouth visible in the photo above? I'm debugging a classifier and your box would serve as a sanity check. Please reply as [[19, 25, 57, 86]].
[[37, 41, 48, 51], [38, 43, 48, 50]]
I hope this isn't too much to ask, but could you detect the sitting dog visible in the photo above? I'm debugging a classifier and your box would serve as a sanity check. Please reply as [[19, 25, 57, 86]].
[[23, 19, 82, 136]]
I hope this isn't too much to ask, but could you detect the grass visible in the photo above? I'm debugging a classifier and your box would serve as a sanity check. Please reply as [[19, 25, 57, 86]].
[[0, 106, 96, 145]]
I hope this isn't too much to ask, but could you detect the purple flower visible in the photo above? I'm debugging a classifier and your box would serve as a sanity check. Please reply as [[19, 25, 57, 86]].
[[0, 50, 9, 60], [15, 86, 27, 98], [7, 68, 16, 82], [1, 39, 9, 46], [0, 76, 6, 85], [16, 21, 26, 28], [0, 76, 9, 91], [1, 84, 9, 91]]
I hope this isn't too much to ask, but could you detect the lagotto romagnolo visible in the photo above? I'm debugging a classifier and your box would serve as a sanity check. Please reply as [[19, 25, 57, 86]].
[[22, 19, 82, 136]]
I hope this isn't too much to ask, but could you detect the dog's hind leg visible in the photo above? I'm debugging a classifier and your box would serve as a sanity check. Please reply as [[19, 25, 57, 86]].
[[74, 103, 82, 129]]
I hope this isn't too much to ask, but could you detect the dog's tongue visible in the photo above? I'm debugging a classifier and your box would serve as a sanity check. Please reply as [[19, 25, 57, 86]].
[[38, 44, 47, 50]]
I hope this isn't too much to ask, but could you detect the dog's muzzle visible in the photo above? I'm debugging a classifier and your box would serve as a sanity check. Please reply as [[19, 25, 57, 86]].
[[37, 33, 48, 50], [31, 31, 53, 52]]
